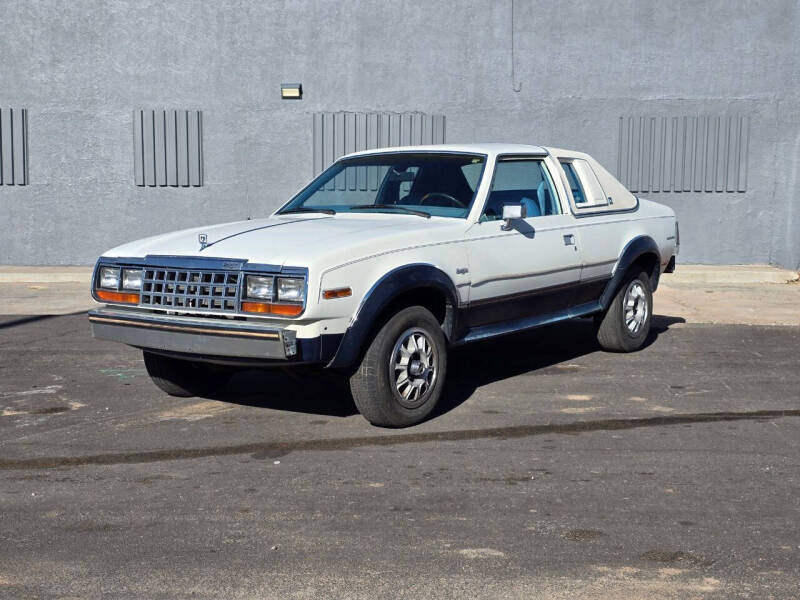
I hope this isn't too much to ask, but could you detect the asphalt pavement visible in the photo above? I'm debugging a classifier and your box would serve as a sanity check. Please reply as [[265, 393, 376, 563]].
[[1, 312, 798, 598]]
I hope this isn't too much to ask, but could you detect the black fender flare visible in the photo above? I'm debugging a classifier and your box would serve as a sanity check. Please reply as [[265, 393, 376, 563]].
[[327, 263, 460, 370], [599, 236, 661, 311]]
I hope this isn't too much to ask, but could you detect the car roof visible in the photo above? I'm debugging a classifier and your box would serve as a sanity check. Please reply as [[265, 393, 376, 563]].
[[343, 143, 552, 159]]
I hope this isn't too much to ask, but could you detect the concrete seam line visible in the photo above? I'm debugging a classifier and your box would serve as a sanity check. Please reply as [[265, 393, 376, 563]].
[[1, 409, 799, 471]]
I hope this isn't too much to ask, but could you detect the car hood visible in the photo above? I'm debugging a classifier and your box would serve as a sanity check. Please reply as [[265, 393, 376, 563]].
[[101, 214, 466, 269]]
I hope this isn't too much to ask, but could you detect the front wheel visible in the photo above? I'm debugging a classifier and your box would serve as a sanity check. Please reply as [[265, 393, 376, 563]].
[[142, 351, 234, 397], [349, 306, 448, 427], [594, 270, 653, 352]]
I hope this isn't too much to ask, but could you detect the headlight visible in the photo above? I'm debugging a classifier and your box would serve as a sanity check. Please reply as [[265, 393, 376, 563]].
[[94, 265, 138, 305], [277, 277, 305, 302], [246, 275, 274, 300], [99, 267, 120, 289], [242, 274, 305, 316], [122, 269, 142, 291]]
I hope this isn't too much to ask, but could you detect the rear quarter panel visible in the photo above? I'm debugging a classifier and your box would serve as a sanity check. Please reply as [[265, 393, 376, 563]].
[[577, 199, 676, 283]]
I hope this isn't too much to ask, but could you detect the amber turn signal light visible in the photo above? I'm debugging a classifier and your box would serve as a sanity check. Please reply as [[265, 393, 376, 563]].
[[241, 301, 303, 317], [96, 289, 139, 304], [322, 287, 352, 300]]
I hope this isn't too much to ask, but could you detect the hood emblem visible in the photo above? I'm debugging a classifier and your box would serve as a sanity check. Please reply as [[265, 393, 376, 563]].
[[198, 233, 208, 250]]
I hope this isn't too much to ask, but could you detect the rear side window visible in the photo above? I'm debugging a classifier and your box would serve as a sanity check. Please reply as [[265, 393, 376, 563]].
[[560, 161, 586, 204], [560, 159, 607, 206]]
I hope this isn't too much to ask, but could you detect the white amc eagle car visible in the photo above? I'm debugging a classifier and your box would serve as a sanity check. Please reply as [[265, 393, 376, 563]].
[[89, 144, 678, 427]]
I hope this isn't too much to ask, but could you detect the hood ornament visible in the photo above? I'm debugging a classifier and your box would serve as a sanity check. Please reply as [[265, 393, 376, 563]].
[[198, 233, 208, 250]]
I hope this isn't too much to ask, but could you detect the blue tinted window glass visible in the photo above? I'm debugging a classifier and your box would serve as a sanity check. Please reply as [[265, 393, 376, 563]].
[[560, 161, 586, 204], [482, 159, 559, 220], [281, 153, 486, 219]]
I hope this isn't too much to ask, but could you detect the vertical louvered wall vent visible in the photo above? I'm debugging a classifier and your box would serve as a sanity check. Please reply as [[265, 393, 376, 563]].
[[312, 111, 446, 175], [617, 115, 750, 194], [134, 109, 203, 187], [0, 108, 29, 186]]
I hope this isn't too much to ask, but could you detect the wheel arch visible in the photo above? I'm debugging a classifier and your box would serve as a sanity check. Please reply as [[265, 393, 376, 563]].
[[599, 236, 661, 311], [327, 263, 460, 370]]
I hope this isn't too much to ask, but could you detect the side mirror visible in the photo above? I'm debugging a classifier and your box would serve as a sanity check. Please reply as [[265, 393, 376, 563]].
[[501, 203, 527, 230]]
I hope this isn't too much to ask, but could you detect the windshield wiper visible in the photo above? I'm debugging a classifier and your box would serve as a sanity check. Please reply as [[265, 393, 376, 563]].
[[279, 208, 336, 215], [349, 204, 431, 219]]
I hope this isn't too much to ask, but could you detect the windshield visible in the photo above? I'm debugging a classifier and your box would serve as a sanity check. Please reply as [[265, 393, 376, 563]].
[[278, 153, 486, 219]]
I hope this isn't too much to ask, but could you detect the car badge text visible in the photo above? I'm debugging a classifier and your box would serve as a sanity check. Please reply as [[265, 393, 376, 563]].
[[198, 233, 208, 250]]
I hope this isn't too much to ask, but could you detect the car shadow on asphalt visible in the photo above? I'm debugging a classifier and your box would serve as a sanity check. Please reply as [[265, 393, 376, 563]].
[[216, 366, 359, 417], [0, 312, 87, 329], [206, 314, 686, 422], [433, 314, 686, 420]]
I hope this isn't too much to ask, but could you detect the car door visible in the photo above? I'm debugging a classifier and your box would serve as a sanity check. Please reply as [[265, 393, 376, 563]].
[[463, 156, 582, 329], [558, 158, 620, 305]]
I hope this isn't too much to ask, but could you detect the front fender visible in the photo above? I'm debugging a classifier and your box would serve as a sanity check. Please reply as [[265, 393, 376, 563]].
[[327, 263, 459, 370]]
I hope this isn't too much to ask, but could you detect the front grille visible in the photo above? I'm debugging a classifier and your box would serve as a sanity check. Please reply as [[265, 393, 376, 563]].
[[140, 268, 241, 314]]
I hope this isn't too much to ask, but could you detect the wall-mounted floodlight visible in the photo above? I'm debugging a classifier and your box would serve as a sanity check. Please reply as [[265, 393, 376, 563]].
[[281, 83, 303, 99]]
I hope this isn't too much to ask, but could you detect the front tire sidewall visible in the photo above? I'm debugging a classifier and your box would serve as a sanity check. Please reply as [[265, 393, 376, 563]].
[[350, 306, 447, 427]]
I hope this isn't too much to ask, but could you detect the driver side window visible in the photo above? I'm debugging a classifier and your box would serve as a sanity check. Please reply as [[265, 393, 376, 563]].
[[482, 159, 560, 221]]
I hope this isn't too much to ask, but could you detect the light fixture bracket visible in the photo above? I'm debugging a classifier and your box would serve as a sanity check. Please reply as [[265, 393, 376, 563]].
[[280, 83, 303, 100]]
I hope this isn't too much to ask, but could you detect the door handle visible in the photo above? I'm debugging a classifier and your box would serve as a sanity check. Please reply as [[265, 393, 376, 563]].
[[563, 234, 576, 246]]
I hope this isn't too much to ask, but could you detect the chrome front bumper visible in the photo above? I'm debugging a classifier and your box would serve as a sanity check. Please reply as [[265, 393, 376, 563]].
[[88, 307, 296, 360]]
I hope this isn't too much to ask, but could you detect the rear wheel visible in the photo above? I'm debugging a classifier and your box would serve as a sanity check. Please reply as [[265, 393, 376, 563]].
[[349, 306, 447, 427], [143, 351, 234, 397], [594, 269, 653, 352]]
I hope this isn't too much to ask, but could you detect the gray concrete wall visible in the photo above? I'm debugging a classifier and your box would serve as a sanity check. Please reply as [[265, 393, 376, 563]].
[[0, 0, 797, 268]]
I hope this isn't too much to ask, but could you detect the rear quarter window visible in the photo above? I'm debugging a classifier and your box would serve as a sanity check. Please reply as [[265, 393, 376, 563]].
[[560, 162, 586, 204], [560, 159, 608, 207]]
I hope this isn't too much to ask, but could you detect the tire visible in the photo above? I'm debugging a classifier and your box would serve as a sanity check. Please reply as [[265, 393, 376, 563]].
[[142, 351, 233, 397], [594, 269, 653, 352], [349, 306, 448, 427]]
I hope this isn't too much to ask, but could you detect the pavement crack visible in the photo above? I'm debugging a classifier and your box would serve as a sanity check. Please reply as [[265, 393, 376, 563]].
[[1, 409, 799, 471]]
